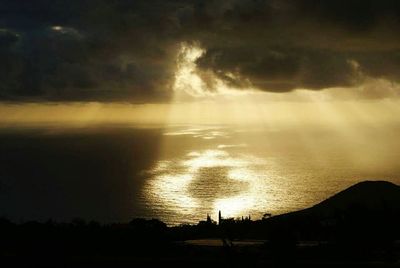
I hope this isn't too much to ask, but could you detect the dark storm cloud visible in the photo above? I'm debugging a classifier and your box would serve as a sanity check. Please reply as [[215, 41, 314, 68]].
[[192, 0, 400, 92], [0, 0, 183, 101], [196, 47, 360, 92], [0, 0, 400, 101]]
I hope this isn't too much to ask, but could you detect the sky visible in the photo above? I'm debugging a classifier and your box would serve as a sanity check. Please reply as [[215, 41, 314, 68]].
[[1, 0, 400, 125]]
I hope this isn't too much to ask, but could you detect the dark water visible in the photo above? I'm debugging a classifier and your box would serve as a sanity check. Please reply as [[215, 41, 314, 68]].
[[0, 126, 162, 223], [1, 124, 400, 225]]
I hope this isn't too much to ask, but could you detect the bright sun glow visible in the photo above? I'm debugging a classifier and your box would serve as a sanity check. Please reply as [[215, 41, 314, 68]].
[[173, 43, 206, 97], [173, 43, 254, 99]]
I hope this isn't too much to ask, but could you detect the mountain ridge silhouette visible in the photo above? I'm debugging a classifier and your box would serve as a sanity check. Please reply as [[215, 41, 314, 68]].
[[272, 180, 400, 220]]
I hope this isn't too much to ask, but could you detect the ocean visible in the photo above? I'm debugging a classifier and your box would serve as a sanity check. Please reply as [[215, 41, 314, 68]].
[[1, 124, 400, 225]]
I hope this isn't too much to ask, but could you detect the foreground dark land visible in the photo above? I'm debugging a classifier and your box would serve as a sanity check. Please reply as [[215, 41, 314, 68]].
[[1, 181, 400, 267]]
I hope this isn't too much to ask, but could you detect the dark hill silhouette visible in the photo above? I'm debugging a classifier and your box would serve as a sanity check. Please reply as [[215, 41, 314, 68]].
[[264, 180, 400, 256], [310, 180, 400, 215], [270, 180, 400, 221]]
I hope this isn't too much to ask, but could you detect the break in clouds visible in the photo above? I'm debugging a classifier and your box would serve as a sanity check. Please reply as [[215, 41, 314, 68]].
[[1, 0, 400, 102]]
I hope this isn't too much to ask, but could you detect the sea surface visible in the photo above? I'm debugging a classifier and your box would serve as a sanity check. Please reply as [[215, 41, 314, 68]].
[[1, 124, 400, 225]]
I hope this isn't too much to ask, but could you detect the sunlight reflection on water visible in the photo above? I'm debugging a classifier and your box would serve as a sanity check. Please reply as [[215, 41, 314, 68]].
[[141, 125, 400, 225], [143, 128, 286, 225]]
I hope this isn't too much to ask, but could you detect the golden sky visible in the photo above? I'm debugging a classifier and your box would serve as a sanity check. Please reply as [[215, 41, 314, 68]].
[[1, 43, 400, 128]]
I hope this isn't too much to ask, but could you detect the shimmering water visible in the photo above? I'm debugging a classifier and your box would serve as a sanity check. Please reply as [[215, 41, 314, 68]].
[[1, 125, 400, 225], [141, 125, 400, 225]]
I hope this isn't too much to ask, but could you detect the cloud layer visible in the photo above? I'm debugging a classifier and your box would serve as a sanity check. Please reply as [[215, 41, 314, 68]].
[[1, 0, 400, 101]]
